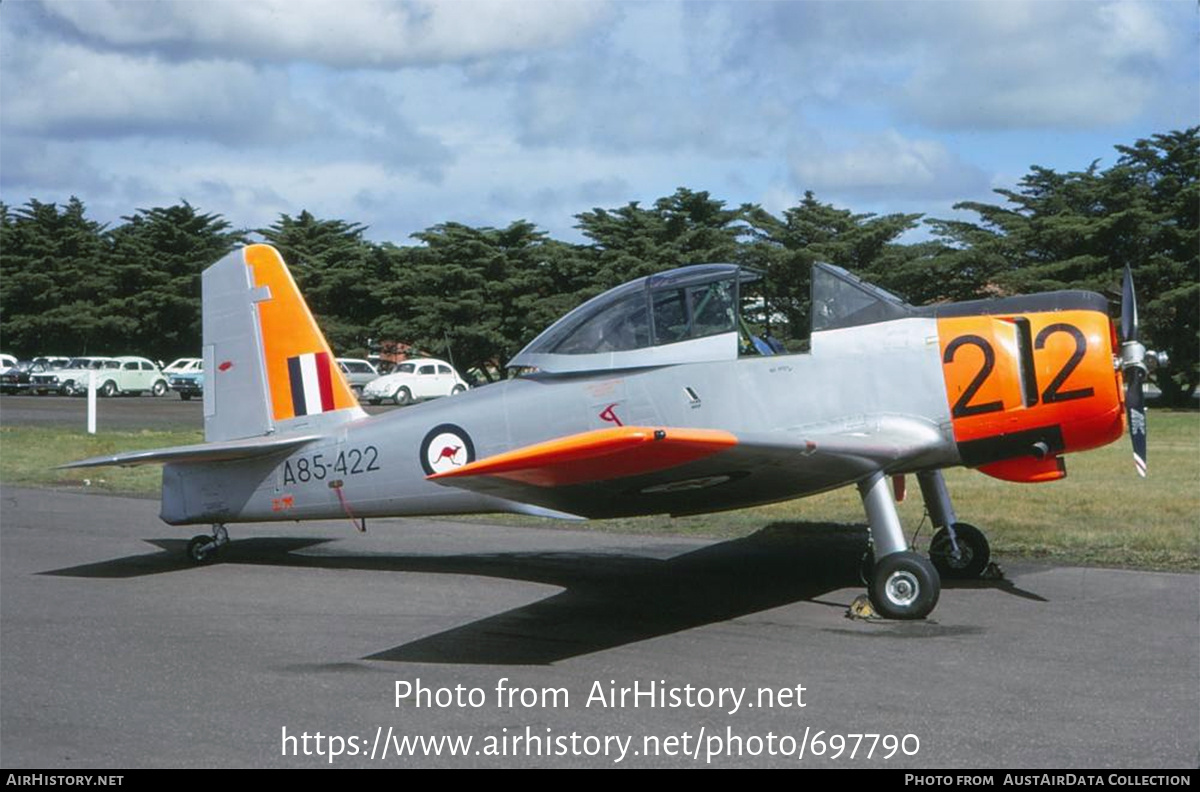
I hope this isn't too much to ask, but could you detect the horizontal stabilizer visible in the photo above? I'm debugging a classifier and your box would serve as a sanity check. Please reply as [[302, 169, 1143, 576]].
[[59, 434, 320, 469]]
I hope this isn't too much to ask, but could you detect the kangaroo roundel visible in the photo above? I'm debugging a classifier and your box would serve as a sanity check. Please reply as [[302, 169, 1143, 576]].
[[420, 424, 476, 475]]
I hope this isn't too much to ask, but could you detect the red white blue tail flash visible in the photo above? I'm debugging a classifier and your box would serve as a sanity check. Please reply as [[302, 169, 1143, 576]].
[[287, 352, 336, 416]]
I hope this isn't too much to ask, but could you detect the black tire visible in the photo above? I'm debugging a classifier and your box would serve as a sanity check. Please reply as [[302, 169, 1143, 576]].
[[61, 381, 79, 397], [99, 380, 117, 397], [869, 551, 940, 620], [451, 384, 466, 395], [180, 393, 192, 401], [187, 535, 216, 564], [928, 523, 990, 579], [151, 380, 168, 397], [367, 398, 380, 406], [393, 386, 412, 406], [858, 549, 875, 587]]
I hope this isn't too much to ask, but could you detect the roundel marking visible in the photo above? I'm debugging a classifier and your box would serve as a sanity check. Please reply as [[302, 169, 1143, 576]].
[[420, 424, 476, 475]]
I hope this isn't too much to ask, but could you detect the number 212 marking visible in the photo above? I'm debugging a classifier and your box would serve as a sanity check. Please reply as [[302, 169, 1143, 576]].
[[944, 322, 1094, 419]]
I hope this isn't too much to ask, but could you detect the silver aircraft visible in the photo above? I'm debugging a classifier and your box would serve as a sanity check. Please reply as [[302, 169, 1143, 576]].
[[65, 244, 1160, 619]]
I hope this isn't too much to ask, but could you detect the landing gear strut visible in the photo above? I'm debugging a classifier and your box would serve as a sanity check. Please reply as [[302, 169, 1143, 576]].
[[858, 472, 940, 619], [917, 471, 991, 579], [186, 524, 229, 564]]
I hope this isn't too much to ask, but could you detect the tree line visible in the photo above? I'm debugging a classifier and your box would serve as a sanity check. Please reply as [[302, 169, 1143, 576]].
[[1, 129, 1195, 404]]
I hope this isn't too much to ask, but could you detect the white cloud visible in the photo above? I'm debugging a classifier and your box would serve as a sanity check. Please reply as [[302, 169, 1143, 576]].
[[898, 1, 1181, 129], [2, 36, 314, 143], [38, 0, 612, 67], [1, 0, 1192, 254], [509, 3, 787, 156], [0, 138, 107, 200], [0, 21, 452, 176], [787, 130, 990, 200], [725, 1, 1190, 131]]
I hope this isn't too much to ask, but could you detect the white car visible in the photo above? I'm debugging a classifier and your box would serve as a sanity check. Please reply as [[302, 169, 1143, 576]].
[[337, 358, 379, 395], [31, 357, 119, 395], [361, 358, 469, 405], [32, 356, 168, 397], [163, 357, 202, 375]]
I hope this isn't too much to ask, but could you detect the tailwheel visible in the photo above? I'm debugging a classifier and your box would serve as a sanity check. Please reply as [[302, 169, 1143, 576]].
[[187, 535, 217, 564], [869, 551, 940, 620], [185, 524, 229, 565], [928, 522, 990, 579]]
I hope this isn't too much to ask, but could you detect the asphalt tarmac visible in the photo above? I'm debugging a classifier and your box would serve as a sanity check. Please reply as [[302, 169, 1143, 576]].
[[0, 394, 1197, 768]]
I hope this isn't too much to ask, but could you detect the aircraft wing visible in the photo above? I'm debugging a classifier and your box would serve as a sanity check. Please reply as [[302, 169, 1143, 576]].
[[59, 434, 322, 469], [429, 422, 946, 519]]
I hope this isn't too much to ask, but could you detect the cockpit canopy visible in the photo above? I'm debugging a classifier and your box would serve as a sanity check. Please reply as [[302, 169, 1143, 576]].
[[810, 262, 912, 332], [508, 264, 760, 374], [507, 261, 915, 375]]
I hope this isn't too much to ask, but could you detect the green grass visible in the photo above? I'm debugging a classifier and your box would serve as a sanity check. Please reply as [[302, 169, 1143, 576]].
[[1, 412, 1196, 570], [0, 425, 202, 494]]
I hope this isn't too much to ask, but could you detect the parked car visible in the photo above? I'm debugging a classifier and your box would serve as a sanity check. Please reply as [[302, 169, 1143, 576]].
[[0, 354, 16, 372], [30, 356, 72, 372], [31, 357, 119, 395], [33, 356, 169, 396], [163, 357, 203, 375], [337, 358, 380, 395], [361, 358, 469, 405], [0, 361, 33, 394], [169, 362, 204, 400], [103, 357, 170, 397]]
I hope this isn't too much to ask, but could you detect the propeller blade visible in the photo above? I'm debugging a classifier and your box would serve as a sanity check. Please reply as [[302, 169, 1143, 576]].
[[1120, 265, 1148, 476], [1121, 265, 1138, 342], [1126, 366, 1147, 477]]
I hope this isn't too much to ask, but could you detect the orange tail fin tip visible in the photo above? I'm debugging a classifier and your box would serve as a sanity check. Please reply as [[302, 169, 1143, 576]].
[[242, 245, 358, 422]]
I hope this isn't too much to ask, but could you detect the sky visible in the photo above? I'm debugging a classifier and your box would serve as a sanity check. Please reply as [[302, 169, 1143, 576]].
[[1, 0, 1196, 245]]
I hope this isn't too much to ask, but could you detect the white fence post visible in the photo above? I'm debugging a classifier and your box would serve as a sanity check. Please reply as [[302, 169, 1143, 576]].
[[87, 370, 97, 434]]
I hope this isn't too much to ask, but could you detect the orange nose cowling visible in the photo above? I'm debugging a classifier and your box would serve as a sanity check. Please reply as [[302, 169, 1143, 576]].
[[938, 309, 1125, 482]]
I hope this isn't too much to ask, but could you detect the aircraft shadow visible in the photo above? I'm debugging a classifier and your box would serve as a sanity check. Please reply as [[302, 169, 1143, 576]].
[[41, 522, 1043, 665]]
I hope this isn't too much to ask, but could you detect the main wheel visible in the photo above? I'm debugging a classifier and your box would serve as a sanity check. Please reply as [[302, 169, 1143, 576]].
[[180, 393, 192, 401], [151, 380, 168, 397], [928, 522, 990, 579], [869, 551, 940, 620], [393, 386, 412, 406], [451, 384, 466, 395], [99, 380, 117, 397], [186, 535, 217, 564]]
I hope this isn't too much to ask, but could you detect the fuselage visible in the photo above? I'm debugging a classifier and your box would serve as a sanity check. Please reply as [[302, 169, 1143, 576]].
[[160, 291, 1123, 526]]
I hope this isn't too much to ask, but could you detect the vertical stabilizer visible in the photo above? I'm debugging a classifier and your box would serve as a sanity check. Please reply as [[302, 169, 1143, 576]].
[[202, 245, 365, 442]]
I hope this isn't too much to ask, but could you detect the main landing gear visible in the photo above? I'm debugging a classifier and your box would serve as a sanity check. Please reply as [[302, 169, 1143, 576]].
[[186, 524, 229, 564], [857, 470, 992, 619], [916, 470, 991, 580]]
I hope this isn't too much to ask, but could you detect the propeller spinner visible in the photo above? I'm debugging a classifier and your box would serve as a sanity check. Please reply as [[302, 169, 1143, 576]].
[[1117, 266, 1167, 477]]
